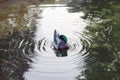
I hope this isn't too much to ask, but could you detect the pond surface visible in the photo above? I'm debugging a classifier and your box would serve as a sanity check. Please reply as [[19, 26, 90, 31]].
[[24, 4, 87, 80], [1, 0, 120, 80], [0, 0, 87, 80]]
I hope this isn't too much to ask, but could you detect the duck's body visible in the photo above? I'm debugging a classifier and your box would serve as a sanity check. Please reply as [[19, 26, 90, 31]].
[[53, 30, 69, 51]]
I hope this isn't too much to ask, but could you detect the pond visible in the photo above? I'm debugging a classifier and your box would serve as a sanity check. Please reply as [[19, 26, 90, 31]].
[[0, 0, 87, 80], [24, 3, 87, 80], [0, 0, 120, 80]]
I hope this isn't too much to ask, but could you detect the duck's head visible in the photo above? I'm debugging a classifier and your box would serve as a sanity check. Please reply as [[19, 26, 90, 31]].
[[58, 35, 68, 50], [59, 35, 67, 44]]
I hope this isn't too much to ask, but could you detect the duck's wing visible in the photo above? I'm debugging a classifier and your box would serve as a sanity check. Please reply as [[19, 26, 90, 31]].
[[54, 30, 59, 44], [54, 30, 59, 37]]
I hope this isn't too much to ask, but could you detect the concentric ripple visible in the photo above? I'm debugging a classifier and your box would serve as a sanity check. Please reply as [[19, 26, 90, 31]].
[[68, 38, 82, 54], [24, 34, 85, 80], [34, 34, 83, 57], [38, 38, 53, 53], [24, 4, 86, 80]]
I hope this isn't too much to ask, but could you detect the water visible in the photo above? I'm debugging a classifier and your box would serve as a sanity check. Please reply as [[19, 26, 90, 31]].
[[0, 0, 88, 80], [24, 4, 87, 80], [1, 0, 120, 80]]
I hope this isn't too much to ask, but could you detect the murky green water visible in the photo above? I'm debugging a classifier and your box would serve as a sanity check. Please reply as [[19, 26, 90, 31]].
[[0, 0, 120, 80]]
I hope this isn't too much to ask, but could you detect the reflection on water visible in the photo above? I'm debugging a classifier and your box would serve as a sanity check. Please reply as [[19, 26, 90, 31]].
[[0, 2, 36, 80], [81, 9, 120, 80], [24, 4, 87, 80], [79, 0, 120, 79], [1, 0, 120, 80], [0, 29, 35, 80], [0, 0, 87, 79], [54, 49, 68, 57]]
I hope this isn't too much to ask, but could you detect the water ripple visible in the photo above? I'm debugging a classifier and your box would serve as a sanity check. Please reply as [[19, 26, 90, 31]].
[[24, 5, 86, 80], [34, 34, 83, 57]]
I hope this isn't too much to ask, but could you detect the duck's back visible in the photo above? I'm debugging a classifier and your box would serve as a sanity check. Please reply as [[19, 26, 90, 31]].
[[58, 41, 68, 50]]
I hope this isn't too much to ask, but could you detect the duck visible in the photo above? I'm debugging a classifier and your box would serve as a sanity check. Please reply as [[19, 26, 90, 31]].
[[53, 30, 69, 51]]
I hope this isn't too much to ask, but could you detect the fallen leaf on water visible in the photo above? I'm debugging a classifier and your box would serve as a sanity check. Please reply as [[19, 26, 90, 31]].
[[2, 59, 10, 64]]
